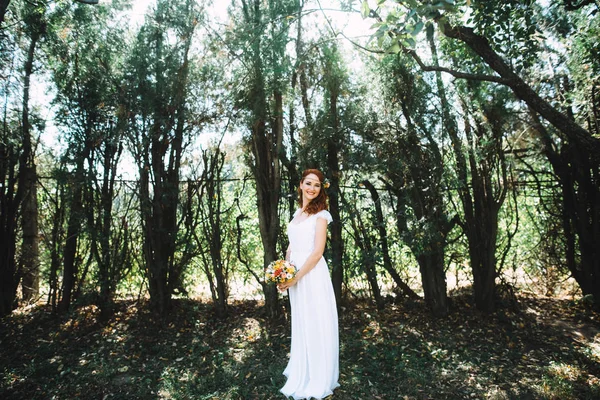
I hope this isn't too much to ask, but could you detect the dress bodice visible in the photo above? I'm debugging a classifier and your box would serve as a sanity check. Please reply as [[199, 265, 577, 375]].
[[287, 209, 333, 255]]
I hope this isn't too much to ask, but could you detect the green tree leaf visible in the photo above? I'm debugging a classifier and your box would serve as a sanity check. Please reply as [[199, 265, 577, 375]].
[[412, 21, 424, 36], [361, 1, 371, 19]]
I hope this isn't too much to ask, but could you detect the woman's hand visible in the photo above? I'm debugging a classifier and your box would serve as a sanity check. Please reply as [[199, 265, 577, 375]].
[[277, 277, 298, 292]]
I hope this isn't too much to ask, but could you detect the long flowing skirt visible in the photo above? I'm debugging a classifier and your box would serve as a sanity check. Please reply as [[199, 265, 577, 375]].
[[280, 252, 339, 399]]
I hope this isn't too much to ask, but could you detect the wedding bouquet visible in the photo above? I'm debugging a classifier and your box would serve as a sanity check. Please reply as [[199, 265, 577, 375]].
[[265, 259, 297, 284]]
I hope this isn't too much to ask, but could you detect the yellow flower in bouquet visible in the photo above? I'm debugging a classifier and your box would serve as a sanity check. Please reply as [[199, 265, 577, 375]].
[[265, 259, 297, 284]]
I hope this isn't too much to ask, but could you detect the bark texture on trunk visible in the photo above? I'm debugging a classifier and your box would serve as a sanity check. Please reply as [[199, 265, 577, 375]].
[[20, 29, 40, 303], [327, 92, 344, 308]]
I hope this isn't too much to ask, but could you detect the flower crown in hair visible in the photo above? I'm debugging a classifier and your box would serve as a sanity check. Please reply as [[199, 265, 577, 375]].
[[322, 179, 330, 189]]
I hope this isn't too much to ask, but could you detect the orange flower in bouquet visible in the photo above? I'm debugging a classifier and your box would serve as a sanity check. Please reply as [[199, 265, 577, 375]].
[[265, 259, 297, 284]]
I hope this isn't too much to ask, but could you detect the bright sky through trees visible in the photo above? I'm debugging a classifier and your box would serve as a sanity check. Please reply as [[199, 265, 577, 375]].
[[33, 0, 374, 179]]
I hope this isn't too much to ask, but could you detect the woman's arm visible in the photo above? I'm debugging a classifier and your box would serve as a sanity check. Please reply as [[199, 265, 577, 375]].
[[278, 218, 328, 291]]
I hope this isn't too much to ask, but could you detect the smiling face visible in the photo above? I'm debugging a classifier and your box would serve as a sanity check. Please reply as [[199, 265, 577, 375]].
[[300, 173, 322, 205]]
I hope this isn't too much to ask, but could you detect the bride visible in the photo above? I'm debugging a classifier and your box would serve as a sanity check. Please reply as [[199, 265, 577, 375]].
[[277, 169, 340, 399]]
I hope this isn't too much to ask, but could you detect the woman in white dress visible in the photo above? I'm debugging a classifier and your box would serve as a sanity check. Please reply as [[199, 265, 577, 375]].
[[277, 169, 340, 399]]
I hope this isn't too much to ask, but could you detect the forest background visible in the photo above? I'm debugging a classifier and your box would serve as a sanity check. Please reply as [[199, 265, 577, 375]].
[[1, 0, 599, 399]]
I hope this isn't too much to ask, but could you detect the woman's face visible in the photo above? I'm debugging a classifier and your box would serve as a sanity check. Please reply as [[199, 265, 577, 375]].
[[300, 173, 322, 203]]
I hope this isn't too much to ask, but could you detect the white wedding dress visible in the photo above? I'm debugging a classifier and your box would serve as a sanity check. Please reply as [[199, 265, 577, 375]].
[[281, 209, 340, 400]]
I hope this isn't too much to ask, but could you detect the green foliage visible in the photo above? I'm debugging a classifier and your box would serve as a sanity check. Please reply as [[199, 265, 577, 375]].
[[362, 0, 456, 50], [1, 0, 597, 315], [558, 5, 600, 133], [466, 0, 542, 70], [366, 52, 449, 256]]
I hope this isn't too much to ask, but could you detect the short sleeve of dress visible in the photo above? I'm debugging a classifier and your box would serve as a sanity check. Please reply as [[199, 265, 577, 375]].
[[316, 210, 333, 224], [293, 209, 302, 218]]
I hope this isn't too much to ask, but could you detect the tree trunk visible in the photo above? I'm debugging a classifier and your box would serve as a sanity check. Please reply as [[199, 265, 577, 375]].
[[97, 154, 114, 318], [327, 84, 344, 309], [140, 5, 195, 315], [199, 149, 228, 318], [284, 1, 304, 218], [147, 12, 171, 316], [417, 250, 448, 315], [530, 111, 600, 306], [20, 29, 40, 304], [20, 164, 39, 302], [0, 142, 20, 316], [47, 181, 65, 312], [90, 128, 124, 320], [327, 149, 344, 308], [287, 69, 299, 218], [468, 210, 500, 313], [428, 30, 505, 313], [361, 180, 420, 300], [240, 0, 284, 319], [296, 0, 313, 132], [390, 182, 448, 316], [59, 142, 89, 313], [344, 192, 385, 309], [144, 120, 181, 316], [417, 252, 447, 312], [459, 106, 506, 313], [59, 187, 81, 312]]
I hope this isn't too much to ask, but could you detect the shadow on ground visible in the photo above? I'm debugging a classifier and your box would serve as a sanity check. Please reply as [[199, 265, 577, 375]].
[[1, 292, 599, 399]]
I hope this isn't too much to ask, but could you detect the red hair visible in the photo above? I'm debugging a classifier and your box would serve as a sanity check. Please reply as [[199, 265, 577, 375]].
[[298, 169, 329, 215]]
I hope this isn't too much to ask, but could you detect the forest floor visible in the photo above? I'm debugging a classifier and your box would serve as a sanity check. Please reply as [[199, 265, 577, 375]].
[[1, 292, 599, 400]]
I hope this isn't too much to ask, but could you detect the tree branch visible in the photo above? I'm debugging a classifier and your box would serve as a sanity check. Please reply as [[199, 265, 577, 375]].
[[319, 3, 511, 85], [438, 19, 600, 154], [562, 0, 598, 11], [405, 48, 512, 85]]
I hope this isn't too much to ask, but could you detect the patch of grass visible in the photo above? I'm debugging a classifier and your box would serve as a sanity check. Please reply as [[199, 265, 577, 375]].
[[1, 295, 599, 399]]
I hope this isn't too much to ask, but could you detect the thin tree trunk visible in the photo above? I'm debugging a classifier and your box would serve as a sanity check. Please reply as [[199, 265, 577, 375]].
[[296, 0, 313, 132], [241, 0, 283, 319], [361, 180, 420, 300], [20, 30, 40, 303], [90, 130, 123, 320], [20, 164, 39, 302], [0, 145, 20, 316], [388, 180, 448, 316], [59, 141, 89, 313], [287, 68, 298, 217], [343, 191, 384, 309], [147, 11, 171, 315], [285, 0, 304, 218], [47, 183, 65, 312], [200, 149, 228, 317], [327, 86, 344, 309]]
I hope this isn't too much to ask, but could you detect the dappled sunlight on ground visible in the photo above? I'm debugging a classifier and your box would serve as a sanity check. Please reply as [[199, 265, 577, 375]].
[[1, 294, 599, 399]]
